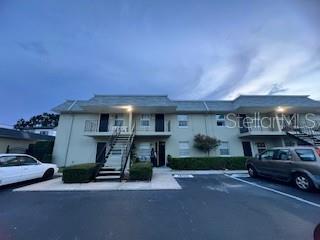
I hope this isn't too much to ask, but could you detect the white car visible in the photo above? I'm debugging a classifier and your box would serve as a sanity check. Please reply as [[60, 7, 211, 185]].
[[0, 154, 58, 186]]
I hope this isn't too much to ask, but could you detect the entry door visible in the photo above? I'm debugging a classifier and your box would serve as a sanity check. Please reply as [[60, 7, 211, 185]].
[[155, 114, 164, 132], [96, 142, 106, 164], [242, 142, 253, 157], [99, 114, 109, 132], [239, 114, 249, 133], [158, 141, 166, 167]]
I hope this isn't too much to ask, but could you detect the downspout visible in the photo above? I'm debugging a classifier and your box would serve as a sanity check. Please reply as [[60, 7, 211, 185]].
[[64, 100, 77, 166], [203, 101, 209, 135], [203, 101, 210, 155]]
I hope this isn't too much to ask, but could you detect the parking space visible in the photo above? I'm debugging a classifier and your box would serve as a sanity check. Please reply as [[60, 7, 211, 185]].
[[228, 173, 320, 206], [0, 174, 320, 240]]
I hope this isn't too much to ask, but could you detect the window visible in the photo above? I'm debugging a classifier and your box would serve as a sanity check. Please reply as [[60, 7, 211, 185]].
[[256, 142, 266, 154], [179, 141, 190, 157], [0, 156, 20, 167], [39, 131, 49, 135], [19, 156, 38, 165], [295, 149, 316, 161], [260, 150, 275, 160], [138, 143, 151, 160], [177, 115, 188, 127], [114, 114, 124, 126], [216, 114, 225, 126], [140, 114, 150, 128], [273, 149, 291, 160], [219, 141, 230, 155], [85, 120, 98, 132]]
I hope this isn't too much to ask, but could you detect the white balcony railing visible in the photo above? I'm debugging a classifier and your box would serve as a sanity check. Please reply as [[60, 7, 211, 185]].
[[84, 120, 98, 132], [111, 126, 129, 132]]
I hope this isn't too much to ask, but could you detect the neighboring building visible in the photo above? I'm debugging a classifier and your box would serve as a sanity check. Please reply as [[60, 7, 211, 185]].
[[52, 95, 320, 168], [0, 127, 55, 154], [23, 127, 57, 136]]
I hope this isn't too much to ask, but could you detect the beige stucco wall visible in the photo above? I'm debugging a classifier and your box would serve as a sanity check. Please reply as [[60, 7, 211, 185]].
[[52, 113, 100, 167], [0, 138, 35, 153], [53, 111, 320, 167]]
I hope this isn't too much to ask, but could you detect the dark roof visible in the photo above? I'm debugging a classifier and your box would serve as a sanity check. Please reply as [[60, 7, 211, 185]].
[[232, 95, 320, 108], [0, 128, 55, 141], [52, 94, 320, 113]]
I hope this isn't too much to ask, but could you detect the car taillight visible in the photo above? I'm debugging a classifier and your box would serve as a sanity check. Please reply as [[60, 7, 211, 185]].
[[316, 147, 320, 157]]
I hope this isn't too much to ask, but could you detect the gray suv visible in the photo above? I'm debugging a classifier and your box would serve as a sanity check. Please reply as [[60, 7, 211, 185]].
[[246, 147, 320, 191]]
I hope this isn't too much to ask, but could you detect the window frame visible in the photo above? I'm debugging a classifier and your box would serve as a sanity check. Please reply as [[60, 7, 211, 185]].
[[140, 114, 151, 128], [138, 143, 151, 160], [114, 114, 124, 127], [179, 141, 190, 157], [256, 142, 267, 154], [177, 115, 188, 128], [216, 114, 226, 127], [219, 141, 230, 156]]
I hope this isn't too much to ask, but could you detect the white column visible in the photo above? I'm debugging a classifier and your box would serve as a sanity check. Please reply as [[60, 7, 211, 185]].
[[128, 111, 132, 132], [275, 113, 282, 132]]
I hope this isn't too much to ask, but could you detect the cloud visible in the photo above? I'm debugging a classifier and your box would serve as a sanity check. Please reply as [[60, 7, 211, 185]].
[[17, 41, 49, 56], [268, 83, 288, 95]]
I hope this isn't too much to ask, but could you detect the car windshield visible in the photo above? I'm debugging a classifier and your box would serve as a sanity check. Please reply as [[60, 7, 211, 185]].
[[295, 149, 316, 162]]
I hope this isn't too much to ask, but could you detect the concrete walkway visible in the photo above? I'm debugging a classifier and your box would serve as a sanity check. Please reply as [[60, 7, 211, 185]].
[[14, 170, 181, 192], [154, 166, 247, 175]]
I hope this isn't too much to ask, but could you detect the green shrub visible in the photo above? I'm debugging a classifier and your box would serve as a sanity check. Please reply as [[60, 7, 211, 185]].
[[167, 157, 247, 170], [62, 163, 101, 183], [27, 141, 54, 163], [129, 162, 153, 181]]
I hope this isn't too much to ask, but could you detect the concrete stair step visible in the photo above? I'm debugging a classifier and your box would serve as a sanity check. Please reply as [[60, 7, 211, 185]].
[[95, 175, 120, 181]]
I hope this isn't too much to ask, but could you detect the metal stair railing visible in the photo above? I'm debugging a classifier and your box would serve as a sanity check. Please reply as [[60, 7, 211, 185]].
[[120, 123, 136, 180], [96, 127, 121, 166], [282, 119, 320, 146]]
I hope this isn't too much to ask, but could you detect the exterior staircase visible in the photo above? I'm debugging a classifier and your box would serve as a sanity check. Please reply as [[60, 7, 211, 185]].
[[95, 125, 136, 181], [283, 122, 320, 147]]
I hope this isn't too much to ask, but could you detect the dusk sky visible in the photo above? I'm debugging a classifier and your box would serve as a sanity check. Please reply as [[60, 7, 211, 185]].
[[1, 0, 319, 125]]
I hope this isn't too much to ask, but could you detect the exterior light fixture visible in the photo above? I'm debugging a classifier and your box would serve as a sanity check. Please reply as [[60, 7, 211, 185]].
[[127, 106, 133, 112], [276, 106, 285, 113]]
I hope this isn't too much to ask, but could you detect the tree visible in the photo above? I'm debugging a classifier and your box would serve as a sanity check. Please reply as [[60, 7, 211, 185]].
[[193, 134, 220, 156], [14, 113, 59, 130]]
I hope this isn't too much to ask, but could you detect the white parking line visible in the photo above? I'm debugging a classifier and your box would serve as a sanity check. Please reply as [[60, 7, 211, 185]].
[[226, 174, 320, 209]]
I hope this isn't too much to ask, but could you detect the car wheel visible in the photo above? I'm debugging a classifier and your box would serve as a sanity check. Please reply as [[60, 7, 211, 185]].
[[42, 169, 54, 180], [247, 165, 257, 178], [294, 173, 314, 191]]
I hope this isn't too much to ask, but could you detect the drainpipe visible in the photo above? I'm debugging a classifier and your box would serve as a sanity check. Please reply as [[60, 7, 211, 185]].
[[64, 114, 75, 167], [203, 101, 209, 135]]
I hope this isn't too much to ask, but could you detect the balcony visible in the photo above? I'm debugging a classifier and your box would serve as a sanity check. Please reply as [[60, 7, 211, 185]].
[[238, 124, 285, 138], [83, 120, 171, 137], [135, 120, 171, 137]]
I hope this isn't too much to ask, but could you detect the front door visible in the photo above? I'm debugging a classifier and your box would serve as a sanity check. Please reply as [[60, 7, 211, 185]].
[[242, 141, 253, 157], [99, 114, 109, 132], [96, 142, 106, 164], [155, 114, 164, 132], [239, 114, 249, 133], [158, 141, 166, 167]]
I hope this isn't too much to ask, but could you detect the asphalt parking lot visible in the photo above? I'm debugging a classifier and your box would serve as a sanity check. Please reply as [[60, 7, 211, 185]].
[[1, 174, 320, 240]]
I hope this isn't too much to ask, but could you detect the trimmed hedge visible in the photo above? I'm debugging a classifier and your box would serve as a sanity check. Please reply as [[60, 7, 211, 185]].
[[129, 162, 153, 181], [27, 141, 54, 163], [62, 163, 101, 183], [167, 156, 247, 170]]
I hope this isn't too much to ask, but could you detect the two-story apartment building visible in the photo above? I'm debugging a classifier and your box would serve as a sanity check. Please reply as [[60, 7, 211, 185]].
[[52, 95, 320, 170]]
